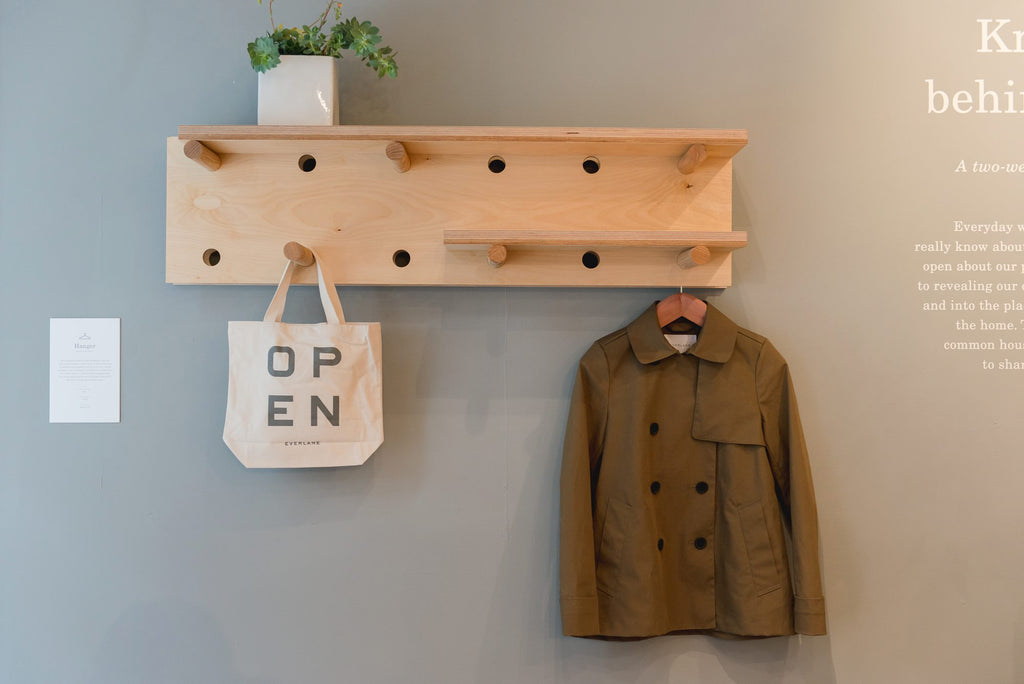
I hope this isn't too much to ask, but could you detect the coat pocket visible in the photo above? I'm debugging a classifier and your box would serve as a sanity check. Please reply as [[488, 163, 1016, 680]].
[[737, 501, 782, 596], [595, 498, 629, 598]]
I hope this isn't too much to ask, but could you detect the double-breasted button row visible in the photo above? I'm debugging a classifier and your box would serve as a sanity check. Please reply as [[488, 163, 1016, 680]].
[[655, 537, 709, 551], [648, 480, 709, 496], [648, 421, 709, 492], [648, 420, 709, 554]]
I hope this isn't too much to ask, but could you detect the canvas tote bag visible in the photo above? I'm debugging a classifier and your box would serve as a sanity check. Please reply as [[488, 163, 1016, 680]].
[[223, 250, 383, 468]]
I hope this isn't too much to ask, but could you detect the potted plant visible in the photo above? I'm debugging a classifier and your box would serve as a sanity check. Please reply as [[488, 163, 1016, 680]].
[[247, 1, 398, 125]]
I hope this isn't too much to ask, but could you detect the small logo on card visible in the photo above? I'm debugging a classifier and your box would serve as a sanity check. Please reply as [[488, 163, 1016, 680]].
[[74, 333, 96, 351]]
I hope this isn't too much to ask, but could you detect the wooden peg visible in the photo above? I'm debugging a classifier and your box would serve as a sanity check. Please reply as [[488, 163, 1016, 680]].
[[487, 245, 508, 268], [283, 241, 315, 266], [676, 245, 711, 269], [385, 141, 411, 173], [183, 140, 221, 171], [676, 143, 707, 175]]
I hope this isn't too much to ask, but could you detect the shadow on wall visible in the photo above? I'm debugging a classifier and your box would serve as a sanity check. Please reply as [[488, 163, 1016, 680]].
[[89, 601, 270, 684], [549, 629, 837, 684], [468, 367, 568, 682]]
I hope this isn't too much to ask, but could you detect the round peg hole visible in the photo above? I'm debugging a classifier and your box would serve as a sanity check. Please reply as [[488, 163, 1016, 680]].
[[392, 250, 411, 268], [202, 248, 221, 266], [298, 154, 317, 172], [488, 156, 506, 173], [582, 251, 600, 269], [582, 157, 601, 174]]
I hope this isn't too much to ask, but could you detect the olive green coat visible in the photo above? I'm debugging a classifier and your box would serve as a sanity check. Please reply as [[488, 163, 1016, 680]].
[[559, 302, 826, 638]]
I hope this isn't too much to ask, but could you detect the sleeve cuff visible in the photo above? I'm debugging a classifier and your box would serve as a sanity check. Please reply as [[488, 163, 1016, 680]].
[[560, 596, 600, 636], [794, 595, 827, 635]]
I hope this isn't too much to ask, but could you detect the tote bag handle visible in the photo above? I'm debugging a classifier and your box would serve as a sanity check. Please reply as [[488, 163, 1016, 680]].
[[263, 247, 346, 324]]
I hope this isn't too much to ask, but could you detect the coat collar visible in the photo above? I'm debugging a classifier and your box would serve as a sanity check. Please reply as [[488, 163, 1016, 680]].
[[626, 301, 738, 365]]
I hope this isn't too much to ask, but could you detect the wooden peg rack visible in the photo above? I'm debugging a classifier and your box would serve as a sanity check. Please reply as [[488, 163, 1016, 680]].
[[167, 125, 747, 287]]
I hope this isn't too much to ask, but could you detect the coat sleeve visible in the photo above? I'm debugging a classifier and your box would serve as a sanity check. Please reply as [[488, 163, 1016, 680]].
[[756, 340, 827, 636], [559, 343, 609, 636]]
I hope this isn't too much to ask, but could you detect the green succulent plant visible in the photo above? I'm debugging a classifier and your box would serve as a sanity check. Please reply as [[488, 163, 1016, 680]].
[[247, 1, 398, 78]]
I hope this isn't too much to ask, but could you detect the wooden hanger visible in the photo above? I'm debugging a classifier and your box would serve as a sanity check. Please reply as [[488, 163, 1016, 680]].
[[656, 292, 707, 328]]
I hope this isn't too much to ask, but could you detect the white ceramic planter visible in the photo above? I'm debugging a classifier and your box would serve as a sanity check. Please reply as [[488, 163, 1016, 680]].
[[258, 55, 340, 125]]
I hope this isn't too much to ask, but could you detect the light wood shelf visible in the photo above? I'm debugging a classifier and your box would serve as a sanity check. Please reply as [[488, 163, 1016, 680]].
[[177, 125, 748, 147], [167, 125, 747, 287], [444, 229, 747, 271], [443, 229, 748, 248]]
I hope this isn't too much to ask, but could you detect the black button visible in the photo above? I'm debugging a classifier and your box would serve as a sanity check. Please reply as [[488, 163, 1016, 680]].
[[695, 481, 709, 494], [650, 481, 661, 494], [694, 537, 707, 550], [649, 422, 659, 435], [657, 538, 664, 551]]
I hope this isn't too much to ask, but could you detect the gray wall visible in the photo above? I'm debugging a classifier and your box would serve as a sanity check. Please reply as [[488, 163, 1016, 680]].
[[3, 1, 1023, 682]]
